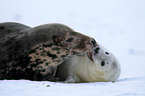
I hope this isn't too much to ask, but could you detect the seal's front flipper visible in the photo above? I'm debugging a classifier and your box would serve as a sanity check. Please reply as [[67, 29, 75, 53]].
[[64, 75, 81, 83]]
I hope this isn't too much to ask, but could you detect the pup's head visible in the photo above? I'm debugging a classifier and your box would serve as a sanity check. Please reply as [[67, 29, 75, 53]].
[[87, 45, 121, 82]]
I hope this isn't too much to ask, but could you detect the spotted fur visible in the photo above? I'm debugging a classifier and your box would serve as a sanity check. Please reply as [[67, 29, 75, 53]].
[[0, 22, 97, 81]]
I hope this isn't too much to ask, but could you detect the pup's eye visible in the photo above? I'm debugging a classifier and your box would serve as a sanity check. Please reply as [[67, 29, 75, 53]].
[[91, 38, 97, 46], [101, 61, 105, 66], [105, 52, 109, 55]]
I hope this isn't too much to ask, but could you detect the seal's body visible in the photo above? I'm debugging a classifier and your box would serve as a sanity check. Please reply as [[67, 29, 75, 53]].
[[0, 22, 96, 81], [56, 45, 121, 82]]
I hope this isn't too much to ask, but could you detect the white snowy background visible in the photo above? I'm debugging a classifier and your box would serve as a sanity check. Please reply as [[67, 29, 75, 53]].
[[0, 0, 145, 96]]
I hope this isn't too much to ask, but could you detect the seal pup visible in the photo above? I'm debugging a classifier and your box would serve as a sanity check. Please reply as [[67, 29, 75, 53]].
[[0, 22, 97, 81], [56, 45, 121, 82]]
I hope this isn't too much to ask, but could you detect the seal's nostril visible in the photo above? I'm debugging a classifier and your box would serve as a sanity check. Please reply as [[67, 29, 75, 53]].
[[94, 47, 100, 54]]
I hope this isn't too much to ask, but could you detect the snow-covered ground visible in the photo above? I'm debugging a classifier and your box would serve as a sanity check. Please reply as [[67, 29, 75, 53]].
[[0, 0, 145, 96], [0, 77, 145, 96]]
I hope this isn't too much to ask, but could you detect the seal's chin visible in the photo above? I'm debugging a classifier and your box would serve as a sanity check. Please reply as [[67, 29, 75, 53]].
[[87, 52, 93, 61]]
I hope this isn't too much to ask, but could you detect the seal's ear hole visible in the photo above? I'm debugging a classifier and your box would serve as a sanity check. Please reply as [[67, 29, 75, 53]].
[[105, 52, 109, 55], [101, 61, 105, 66]]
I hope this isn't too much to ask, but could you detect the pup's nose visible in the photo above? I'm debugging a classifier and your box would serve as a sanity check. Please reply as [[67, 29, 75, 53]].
[[94, 46, 100, 54]]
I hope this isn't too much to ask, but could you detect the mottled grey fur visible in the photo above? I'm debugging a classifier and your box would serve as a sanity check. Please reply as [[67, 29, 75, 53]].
[[0, 22, 96, 81]]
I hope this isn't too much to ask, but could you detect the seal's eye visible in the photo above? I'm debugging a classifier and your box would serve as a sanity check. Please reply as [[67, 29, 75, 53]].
[[101, 61, 105, 66], [66, 37, 74, 42], [91, 38, 97, 46], [105, 52, 109, 55]]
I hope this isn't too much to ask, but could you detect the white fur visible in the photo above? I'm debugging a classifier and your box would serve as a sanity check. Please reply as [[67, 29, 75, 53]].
[[56, 45, 121, 83]]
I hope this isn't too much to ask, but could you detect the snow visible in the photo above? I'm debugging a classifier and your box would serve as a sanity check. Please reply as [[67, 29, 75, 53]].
[[0, 77, 145, 96], [0, 0, 145, 96]]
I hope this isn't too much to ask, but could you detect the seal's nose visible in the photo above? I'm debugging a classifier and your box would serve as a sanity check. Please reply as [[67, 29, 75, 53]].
[[94, 46, 100, 54]]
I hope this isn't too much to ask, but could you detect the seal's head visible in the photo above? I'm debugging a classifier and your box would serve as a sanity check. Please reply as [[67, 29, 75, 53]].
[[87, 45, 121, 82]]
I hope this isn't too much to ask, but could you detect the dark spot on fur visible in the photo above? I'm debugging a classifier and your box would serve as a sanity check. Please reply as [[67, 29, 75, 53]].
[[66, 37, 74, 42], [39, 48, 42, 50], [52, 47, 60, 51], [101, 61, 105, 66], [37, 66, 43, 69], [36, 59, 41, 62], [45, 62, 50, 66], [55, 60, 61, 63], [35, 46, 40, 49], [42, 49, 46, 53], [42, 69, 45, 72], [43, 44, 52, 47], [47, 52, 57, 59], [43, 59, 47, 61], [38, 61, 43, 64], [41, 53, 46, 56], [61, 55, 66, 58]]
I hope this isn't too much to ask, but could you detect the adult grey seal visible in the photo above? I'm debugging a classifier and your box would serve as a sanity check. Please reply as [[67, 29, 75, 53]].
[[0, 22, 97, 81]]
